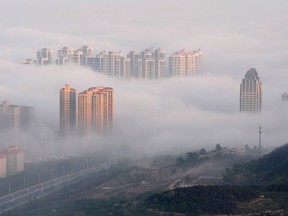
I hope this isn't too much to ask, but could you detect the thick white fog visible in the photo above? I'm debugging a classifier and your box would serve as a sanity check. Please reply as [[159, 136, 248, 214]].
[[0, 62, 287, 158], [0, 0, 288, 158]]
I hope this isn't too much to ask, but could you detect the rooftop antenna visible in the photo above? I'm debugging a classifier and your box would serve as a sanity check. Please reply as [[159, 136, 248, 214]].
[[259, 126, 262, 157]]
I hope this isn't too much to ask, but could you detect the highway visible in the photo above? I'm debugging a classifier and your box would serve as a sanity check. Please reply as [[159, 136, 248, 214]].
[[0, 164, 108, 215]]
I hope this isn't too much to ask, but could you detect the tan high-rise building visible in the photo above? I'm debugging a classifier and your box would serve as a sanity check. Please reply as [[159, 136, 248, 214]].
[[59, 84, 77, 136], [240, 68, 262, 113], [4, 146, 24, 176], [78, 87, 113, 136], [0, 153, 7, 178], [169, 49, 202, 77]]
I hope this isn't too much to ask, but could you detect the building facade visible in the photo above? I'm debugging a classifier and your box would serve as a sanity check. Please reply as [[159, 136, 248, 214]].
[[23, 46, 205, 79], [59, 84, 77, 136], [0, 146, 24, 178], [129, 48, 165, 79], [0, 101, 34, 131], [78, 87, 113, 136], [56, 46, 93, 66], [35, 48, 53, 65], [0, 153, 7, 178], [169, 49, 202, 77], [86, 51, 131, 78], [240, 68, 262, 113], [5, 146, 24, 176]]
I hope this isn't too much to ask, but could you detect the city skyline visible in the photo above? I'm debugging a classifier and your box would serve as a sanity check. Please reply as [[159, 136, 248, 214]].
[[22, 46, 201, 79], [0, 0, 288, 157], [1, 1, 288, 214]]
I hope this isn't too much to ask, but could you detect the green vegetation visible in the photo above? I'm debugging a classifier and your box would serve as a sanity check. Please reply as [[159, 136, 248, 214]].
[[3, 144, 288, 215], [145, 185, 259, 215], [224, 143, 288, 185], [175, 151, 208, 167]]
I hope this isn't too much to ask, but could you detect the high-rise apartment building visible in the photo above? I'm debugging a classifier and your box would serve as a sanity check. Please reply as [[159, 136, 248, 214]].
[[81, 45, 93, 66], [240, 68, 262, 113], [59, 84, 77, 136], [4, 146, 24, 176], [128, 48, 165, 79], [86, 51, 131, 78], [0, 153, 7, 178], [0, 101, 34, 131], [56, 46, 93, 66], [20, 106, 35, 128], [169, 49, 202, 77], [56, 46, 74, 65], [35, 48, 53, 65], [154, 48, 166, 78], [78, 87, 113, 136]]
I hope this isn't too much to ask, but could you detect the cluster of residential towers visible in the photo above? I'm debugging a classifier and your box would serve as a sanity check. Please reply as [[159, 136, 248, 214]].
[[58, 68, 263, 139], [21, 46, 202, 79], [60, 84, 113, 137]]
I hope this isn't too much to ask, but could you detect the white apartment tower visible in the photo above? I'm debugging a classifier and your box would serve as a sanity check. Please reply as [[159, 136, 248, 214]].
[[56, 46, 93, 66], [59, 84, 77, 136], [56, 47, 74, 65], [169, 49, 202, 77], [86, 51, 131, 78], [240, 68, 262, 113], [129, 48, 165, 79], [36, 48, 53, 65]]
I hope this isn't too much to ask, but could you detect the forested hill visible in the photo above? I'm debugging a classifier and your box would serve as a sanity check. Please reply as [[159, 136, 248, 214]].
[[224, 143, 288, 185], [145, 185, 258, 215]]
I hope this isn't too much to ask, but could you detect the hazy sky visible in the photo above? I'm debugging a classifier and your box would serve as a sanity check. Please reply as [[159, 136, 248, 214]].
[[0, 0, 288, 157]]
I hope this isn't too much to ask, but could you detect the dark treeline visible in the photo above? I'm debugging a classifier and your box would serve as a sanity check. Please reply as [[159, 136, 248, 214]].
[[145, 185, 259, 215]]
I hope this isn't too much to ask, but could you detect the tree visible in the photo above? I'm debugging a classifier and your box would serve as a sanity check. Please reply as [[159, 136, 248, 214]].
[[199, 148, 207, 155], [215, 144, 222, 152]]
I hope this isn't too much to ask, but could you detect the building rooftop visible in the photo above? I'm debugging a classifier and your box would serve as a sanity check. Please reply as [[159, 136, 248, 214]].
[[244, 68, 259, 79]]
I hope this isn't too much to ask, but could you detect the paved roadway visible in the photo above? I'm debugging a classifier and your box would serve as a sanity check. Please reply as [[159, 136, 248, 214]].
[[0, 164, 109, 215]]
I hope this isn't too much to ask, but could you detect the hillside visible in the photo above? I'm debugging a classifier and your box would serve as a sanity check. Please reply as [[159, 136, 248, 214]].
[[145, 185, 259, 215], [224, 143, 288, 185], [3, 144, 288, 216]]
